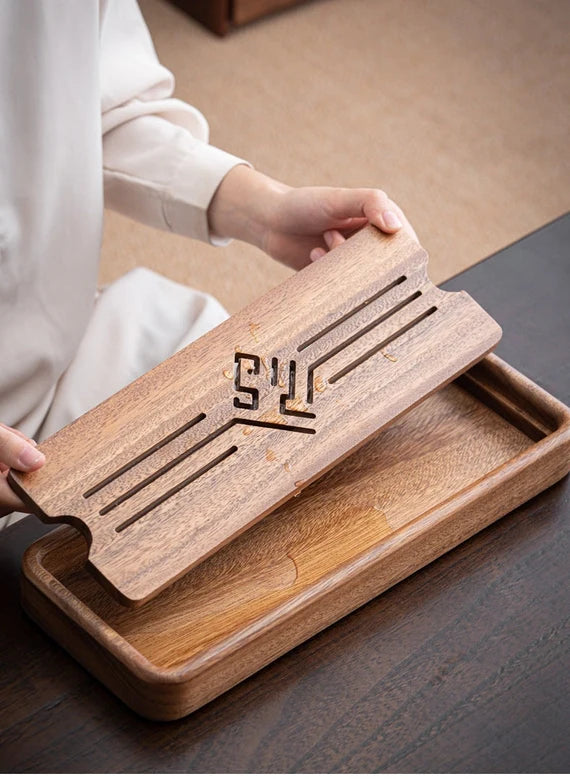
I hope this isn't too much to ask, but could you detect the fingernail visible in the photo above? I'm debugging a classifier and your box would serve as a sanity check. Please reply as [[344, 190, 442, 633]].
[[383, 210, 402, 230], [18, 444, 46, 469], [323, 230, 335, 247]]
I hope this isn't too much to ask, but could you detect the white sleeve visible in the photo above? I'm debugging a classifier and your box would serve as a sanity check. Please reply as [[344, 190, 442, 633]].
[[100, 0, 249, 244]]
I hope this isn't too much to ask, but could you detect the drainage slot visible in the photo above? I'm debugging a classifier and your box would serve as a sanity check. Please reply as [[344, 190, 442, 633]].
[[84, 412, 206, 499], [306, 290, 422, 402], [329, 307, 437, 384], [115, 446, 238, 532], [297, 275, 406, 352]]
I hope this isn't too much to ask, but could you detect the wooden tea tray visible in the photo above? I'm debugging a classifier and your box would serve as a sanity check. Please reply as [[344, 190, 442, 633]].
[[21, 354, 570, 720], [10, 227, 500, 606]]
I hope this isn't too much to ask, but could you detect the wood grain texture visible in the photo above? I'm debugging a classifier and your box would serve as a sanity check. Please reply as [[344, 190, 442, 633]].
[[20, 354, 570, 720], [10, 227, 501, 606]]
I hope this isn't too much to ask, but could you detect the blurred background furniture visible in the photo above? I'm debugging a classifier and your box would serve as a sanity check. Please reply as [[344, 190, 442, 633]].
[[169, 0, 307, 35]]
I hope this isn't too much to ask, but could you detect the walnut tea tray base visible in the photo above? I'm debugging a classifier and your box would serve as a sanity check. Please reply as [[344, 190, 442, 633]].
[[21, 354, 570, 720]]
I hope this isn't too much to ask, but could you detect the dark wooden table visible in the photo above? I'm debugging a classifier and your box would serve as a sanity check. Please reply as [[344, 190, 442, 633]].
[[1, 215, 569, 772]]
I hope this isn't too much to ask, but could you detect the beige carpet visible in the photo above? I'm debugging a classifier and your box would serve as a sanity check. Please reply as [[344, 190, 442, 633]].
[[100, 0, 570, 313]]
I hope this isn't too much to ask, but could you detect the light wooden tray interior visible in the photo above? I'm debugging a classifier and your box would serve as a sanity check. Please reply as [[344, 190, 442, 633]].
[[22, 355, 570, 720]]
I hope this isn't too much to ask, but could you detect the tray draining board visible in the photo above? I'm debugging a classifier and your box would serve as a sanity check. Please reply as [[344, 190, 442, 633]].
[[11, 227, 500, 605]]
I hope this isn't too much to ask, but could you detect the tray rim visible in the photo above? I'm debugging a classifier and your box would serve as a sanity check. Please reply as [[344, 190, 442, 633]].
[[21, 353, 570, 690]]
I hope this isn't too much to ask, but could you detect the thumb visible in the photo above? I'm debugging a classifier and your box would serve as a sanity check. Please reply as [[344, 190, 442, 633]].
[[0, 424, 45, 472], [326, 188, 403, 233]]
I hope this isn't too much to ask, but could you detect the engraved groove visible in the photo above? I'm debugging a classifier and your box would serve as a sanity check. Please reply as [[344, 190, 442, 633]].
[[297, 275, 406, 352], [270, 357, 278, 386], [306, 290, 422, 402], [233, 418, 316, 434], [234, 352, 260, 410], [83, 412, 206, 499], [329, 306, 438, 383], [115, 446, 238, 533], [279, 360, 316, 419]]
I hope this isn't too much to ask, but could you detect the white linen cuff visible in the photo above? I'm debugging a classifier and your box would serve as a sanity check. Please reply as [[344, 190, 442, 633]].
[[163, 143, 251, 246]]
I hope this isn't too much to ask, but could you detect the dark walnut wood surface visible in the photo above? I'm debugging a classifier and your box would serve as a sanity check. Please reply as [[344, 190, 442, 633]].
[[1, 214, 569, 771]]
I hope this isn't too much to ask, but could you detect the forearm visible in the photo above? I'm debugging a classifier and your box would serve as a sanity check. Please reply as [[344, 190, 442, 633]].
[[207, 165, 289, 248]]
